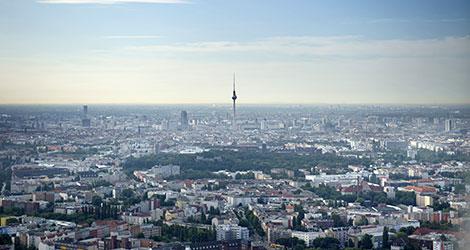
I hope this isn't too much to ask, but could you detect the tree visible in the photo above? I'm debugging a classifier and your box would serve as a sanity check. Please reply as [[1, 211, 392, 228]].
[[360, 234, 373, 249], [122, 188, 134, 197], [332, 213, 346, 227], [235, 172, 255, 180], [275, 237, 305, 250], [347, 239, 355, 248], [238, 208, 265, 237], [356, 216, 369, 226], [369, 173, 379, 184], [296, 216, 303, 229], [5, 217, 18, 225], [294, 204, 304, 213], [432, 201, 451, 211], [200, 212, 207, 224], [296, 207, 305, 229], [156, 223, 215, 243], [382, 226, 389, 249], [312, 237, 341, 250], [0, 234, 12, 245], [91, 196, 103, 206], [399, 226, 416, 236], [123, 150, 372, 180], [348, 218, 354, 226], [209, 207, 220, 215], [454, 183, 466, 194], [391, 191, 416, 206]]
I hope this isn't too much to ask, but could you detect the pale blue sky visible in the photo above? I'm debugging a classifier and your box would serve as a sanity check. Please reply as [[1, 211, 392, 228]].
[[0, 0, 469, 104]]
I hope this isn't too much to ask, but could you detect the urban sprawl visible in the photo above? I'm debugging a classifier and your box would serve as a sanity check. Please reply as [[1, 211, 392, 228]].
[[0, 104, 469, 250]]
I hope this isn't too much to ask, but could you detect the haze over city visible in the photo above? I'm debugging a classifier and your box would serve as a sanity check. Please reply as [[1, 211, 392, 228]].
[[1, 0, 469, 104]]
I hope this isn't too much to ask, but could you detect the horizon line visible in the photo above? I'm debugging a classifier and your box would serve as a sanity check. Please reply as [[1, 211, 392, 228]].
[[0, 102, 469, 106]]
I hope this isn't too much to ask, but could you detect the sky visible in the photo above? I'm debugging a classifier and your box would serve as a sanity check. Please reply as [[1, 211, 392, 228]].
[[0, 0, 469, 104]]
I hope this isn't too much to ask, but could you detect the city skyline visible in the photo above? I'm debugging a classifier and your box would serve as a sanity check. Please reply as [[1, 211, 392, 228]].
[[0, 1, 469, 249], [0, 0, 469, 104]]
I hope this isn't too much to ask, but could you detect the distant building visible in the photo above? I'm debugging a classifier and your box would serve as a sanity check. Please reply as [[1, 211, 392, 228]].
[[291, 231, 325, 247], [408, 232, 455, 250], [445, 119, 453, 132], [133, 165, 180, 183], [188, 239, 251, 250], [121, 212, 152, 225], [382, 140, 408, 151], [305, 172, 363, 187], [140, 224, 162, 238], [416, 193, 434, 208], [339, 181, 383, 195], [33, 192, 55, 202], [267, 226, 291, 243], [82, 105, 91, 127], [433, 239, 454, 250], [384, 186, 396, 199], [226, 196, 253, 207], [260, 120, 267, 130], [0, 199, 39, 215], [216, 224, 249, 241], [82, 118, 91, 127], [407, 206, 454, 223], [12, 164, 69, 180], [150, 165, 180, 178], [324, 227, 350, 248], [407, 149, 418, 159], [54, 239, 98, 250], [180, 111, 189, 130]]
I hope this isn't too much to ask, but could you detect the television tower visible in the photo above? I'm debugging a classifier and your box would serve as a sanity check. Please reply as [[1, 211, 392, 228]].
[[232, 73, 237, 130]]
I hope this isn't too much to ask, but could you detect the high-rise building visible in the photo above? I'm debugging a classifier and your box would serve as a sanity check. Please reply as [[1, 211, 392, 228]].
[[180, 110, 188, 130], [81, 105, 91, 127], [260, 119, 267, 130], [445, 119, 453, 132], [232, 74, 238, 130]]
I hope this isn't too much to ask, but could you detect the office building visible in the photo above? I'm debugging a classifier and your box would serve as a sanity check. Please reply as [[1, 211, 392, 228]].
[[180, 111, 189, 130], [82, 105, 91, 127], [445, 119, 453, 132]]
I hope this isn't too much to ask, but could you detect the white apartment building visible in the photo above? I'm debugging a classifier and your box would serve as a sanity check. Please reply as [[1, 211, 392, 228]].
[[291, 230, 325, 247], [216, 224, 250, 241]]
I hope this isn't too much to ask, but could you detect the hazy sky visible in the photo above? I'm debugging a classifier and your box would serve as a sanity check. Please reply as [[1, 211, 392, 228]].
[[0, 0, 469, 104]]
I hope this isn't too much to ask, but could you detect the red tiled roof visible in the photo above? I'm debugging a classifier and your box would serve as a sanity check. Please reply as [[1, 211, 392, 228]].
[[403, 186, 437, 193]]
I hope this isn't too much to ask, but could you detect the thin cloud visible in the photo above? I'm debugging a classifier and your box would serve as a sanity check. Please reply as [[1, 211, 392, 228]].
[[435, 18, 467, 23], [368, 18, 410, 24], [102, 35, 161, 39], [344, 18, 468, 25], [38, 0, 188, 4], [125, 36, 470, 59]]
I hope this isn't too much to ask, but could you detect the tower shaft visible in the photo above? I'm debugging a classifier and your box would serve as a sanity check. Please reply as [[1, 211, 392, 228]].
[[233, 99, 236, 129], [231, 74, 237, 130]]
